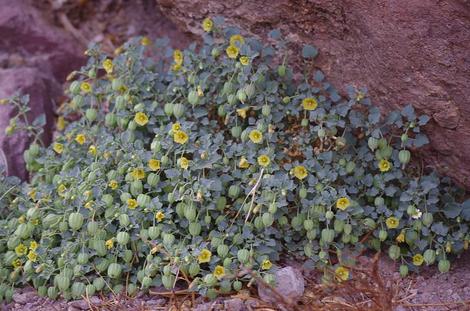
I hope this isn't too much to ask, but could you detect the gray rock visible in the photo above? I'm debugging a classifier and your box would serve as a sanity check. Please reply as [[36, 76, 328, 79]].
[[258, 266, 305, 304], [68, 299, 90, 310], [223, 298, 245, 311]]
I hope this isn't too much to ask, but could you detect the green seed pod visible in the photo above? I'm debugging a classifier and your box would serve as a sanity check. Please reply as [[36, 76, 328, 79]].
[[85, 108, 98, 122], [127, 283, 138, 297], [211, 48, 220, 58], [68, 213, 84, 231], [321, 229, 335, 244], [368, 137, 379, 150], [333, 219, 345, 233], [137, 194, 151, 208], [85, 284, 96, 297], [188, 90, 199, 105], [304, 219, 314, 231], [77, 253, 89, 265], [317, 128, 326, 138], [162, 275, 175, 289], [345, 161, 356, 173], [184, 206, 197, 222], [94, 240, 107, 257], [378, 229, 388, 241], [405, 230, 419, 246], [304, 244, 314, 257], [112, 78, 124, 91], [244, 84, 255, 98], [142, 276, 152, 288], [189, 262, 200, 277], [399, 150, 411, 164], [69, 81, 81, 95], [262, 212, 274, 227], [228, 185, 241, 199], [107, 263, 122, 279], [57, 275, 70, 292], [164, 103, 174, 116], [119, 214, 130, 227], [148, 226, 160, 240], [299, 187, 307, 199], [217, 105, 226, 117], [277, 65, 286, 77], [223, 81, 233, 95], [237, 249, 250, 263], [423, 249, 436, 265], [388, 245, 401, 260], [204, 215, 212, 224], [93, 277, 105, 291], [262, 105, 271, 116], [233, 280, 242, 291], [399, 265, 408, 277], [237, 89, 247, 102], [227, 94, 238, 105], [173, 103, 185, 118], [117, 232, 130, 245], [71, 282, 86, 299], [363, 218, 376, 229], [163, 233, 175, 245], [306, 230, 317, 240], [374, 197, 384, 207], [438, 259, 450, 273], [47, 287, 58, 300], [231, 126, 242, 138], [130, 180, 143, 196], [401, 133, 408, 142], [189, 222, 202, 236], [342, 233, 351, 243], [325, 211, 334, 220], [105, 112, 117, 127], [217, 244, 229, 258], [422, 213, 433, 226]]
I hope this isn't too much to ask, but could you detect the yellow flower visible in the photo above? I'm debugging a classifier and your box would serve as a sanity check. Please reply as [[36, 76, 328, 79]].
[[226, 45, 239, 59], [75, 134, 86, 145], [173, 49, 184, 65], [179, 157, 190, 170], [85, 201, 94, 209], [336, 197, 350, 210], [172, 122, 181, 132], [31, 219, 39, 226], [29, 241, 38, 251], [12, 259, 22, 269], [106, 239, 114, 249], [396, 231, 405, 243], [18, 215, 26, 224], [173, 130, 189, 144], [261, 259, 272, 270], [198, 249, 212, 263], [238, 157, 250, 169], [57, 184, 67, 196], [102, 59, 113, 74], [141, 36, 151, 46], [148, 159, 161, 171], [27, 251, 37, 262], [88, 145, 97, 156], [335, 266, 350, 282], [386, 217, 399, 229], [293, 165, 308, 180], [53, 143, 64, 154], [230, 34, 245, 46], [172, 63, 182, 72], [109, 180, 118, 190], [240, 56, 250, 66], [131, 168, 146, 180], [155, 211, 165, 222], [202, 17, 213, 32], [57, 116, 66, 131], [302, 97, 318, 111], [197, 85, 204, 97], [28, 189, 36, 201], [249, 130, 263, 144], [257, 154, 271, 167], [379, 159, 391, 172], [15, 243, 28, 256], [127, 198, 138, 209], [236, 108, 249, 119], [213, 265, 225, 279], [80, 82, 92, 93], [412, 254, 424, 266], [134, 112, 149, 126]]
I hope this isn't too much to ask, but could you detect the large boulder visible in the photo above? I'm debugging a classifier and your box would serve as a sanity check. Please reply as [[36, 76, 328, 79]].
[[156, 0, 470, 188], [0, 0, 84, 179]]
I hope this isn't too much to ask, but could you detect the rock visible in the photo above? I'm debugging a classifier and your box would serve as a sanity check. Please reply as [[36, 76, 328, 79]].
[[0, 68, 60, 179], [145, 298, 166, 306], [223, 298, 245, 311], [12, 291, 37, 304], [68, 299, 90, 310], [257, 266, 305, 304], [157, 0, 470, 189]]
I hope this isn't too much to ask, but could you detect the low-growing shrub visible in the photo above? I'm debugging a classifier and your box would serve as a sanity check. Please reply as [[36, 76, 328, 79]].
[[0, 17, 469, 301]]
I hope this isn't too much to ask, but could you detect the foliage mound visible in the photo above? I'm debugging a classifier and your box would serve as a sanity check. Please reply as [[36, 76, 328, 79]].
[[0, 17, 469, 302]]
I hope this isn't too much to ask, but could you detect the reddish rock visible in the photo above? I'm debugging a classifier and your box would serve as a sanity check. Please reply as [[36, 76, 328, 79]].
[[156, 0, 470, 188], [0, 68, 60, 179]]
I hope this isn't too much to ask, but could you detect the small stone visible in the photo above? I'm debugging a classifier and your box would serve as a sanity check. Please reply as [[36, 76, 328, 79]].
[[68, 299, 90, 310], [67, 306, 82, 311], [146, 298, 166, 306], [258, 266, 305, 304], [12, 291, 36, 304], [224, 298, 245, 311]]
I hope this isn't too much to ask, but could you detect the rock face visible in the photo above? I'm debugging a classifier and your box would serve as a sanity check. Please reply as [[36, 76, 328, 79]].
[[258, 266, 305, 304], [157, 0, 470, 188], [0, 0, 84, 179]]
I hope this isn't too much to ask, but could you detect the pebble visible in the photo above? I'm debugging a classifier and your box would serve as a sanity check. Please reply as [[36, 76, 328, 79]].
[[223, 298, 245, 311], [258, 266, 305, 304]]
